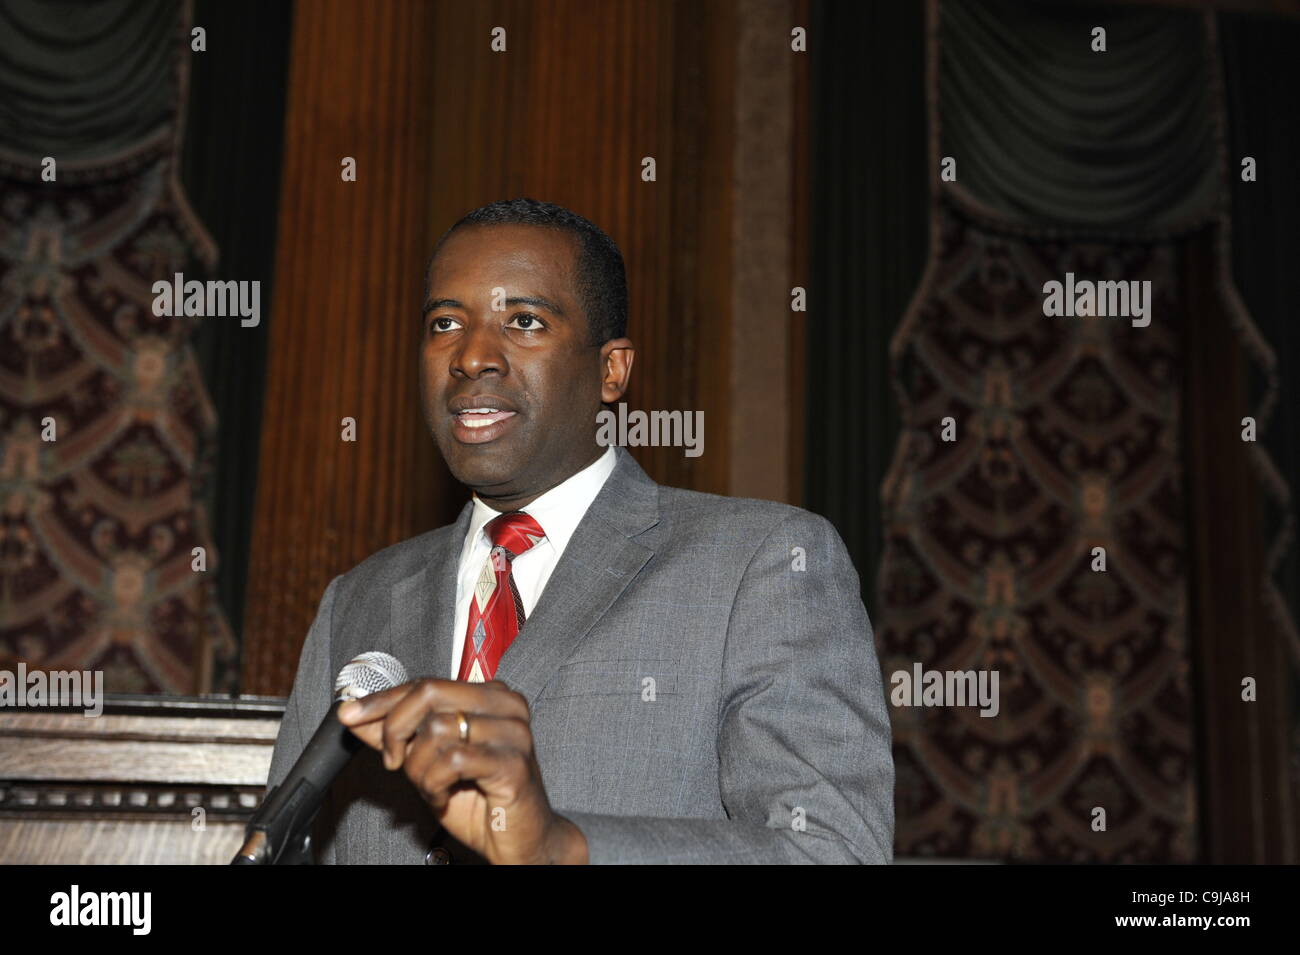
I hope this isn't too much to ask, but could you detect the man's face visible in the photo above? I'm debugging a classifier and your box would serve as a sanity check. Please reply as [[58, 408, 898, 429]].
[[420, 224, 631, 507]]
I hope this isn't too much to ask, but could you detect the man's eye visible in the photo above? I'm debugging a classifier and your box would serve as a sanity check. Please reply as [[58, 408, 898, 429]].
[[429, 316, 460, 333], [507, 313, 544, 330]]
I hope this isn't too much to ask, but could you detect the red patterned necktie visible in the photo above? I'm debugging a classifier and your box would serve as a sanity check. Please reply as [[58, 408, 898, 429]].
[[457, 510, 547, 683]]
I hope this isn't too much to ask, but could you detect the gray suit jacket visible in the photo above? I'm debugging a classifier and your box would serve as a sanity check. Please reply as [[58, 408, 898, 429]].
[[266, 446, 894, 863]]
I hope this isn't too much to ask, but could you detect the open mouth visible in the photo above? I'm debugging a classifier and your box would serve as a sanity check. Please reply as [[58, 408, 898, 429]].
[[450, 407, 518, 444]]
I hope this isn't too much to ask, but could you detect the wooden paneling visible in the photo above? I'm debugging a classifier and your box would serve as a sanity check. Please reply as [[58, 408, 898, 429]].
[[729, 0, 796, 501], [0, 819, 249, 866], [241, 0, 448, 694], [1, 713, 278, 784]]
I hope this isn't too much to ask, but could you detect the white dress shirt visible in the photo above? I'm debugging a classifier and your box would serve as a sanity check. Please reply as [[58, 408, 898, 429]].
[[450, 445, 618, 679]]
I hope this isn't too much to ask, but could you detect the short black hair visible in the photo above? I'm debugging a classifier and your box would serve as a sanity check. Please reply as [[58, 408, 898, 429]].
[[425, 198, 628, 346]]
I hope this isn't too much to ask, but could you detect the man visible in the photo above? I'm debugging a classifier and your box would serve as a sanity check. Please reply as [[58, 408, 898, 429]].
[[266, 198, 894, 864]]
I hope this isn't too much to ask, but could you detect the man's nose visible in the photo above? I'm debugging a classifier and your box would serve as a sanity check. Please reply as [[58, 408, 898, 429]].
[[451, 317, 506, 377]]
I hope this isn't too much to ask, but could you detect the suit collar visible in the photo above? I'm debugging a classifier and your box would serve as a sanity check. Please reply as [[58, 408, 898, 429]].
[[574, 444, 660, 540], [393, 446, 661, 703]]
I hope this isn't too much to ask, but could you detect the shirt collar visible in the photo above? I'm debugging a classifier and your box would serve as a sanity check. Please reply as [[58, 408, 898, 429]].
[[460, 445, 618, 561]]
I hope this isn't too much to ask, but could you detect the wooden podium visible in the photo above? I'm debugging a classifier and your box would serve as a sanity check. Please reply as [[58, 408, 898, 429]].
[[0, 695, 284, 865]]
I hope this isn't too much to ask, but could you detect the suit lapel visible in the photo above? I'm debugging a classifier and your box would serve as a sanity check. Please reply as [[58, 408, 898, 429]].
[[390, 499, 473, 681], [498, 447, 661, 706]]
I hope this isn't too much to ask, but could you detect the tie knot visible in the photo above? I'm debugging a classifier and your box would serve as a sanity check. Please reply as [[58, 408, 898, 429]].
[[485, 510, 546, 559]]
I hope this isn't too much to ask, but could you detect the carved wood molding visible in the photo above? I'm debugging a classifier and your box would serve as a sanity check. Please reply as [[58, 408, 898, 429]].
[[0, 781, 265, 820], [0, 694, 284, 820], [0, 694, 286, 862]]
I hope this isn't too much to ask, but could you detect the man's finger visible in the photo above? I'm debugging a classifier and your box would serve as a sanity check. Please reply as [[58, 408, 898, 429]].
[[337, 682, 433, 751], [343, 718, 386, 751], [377, 680, 528, 769], [338, 678, 525, 726], [411, 741, 525, 810], [401, 712, 532, 780], [336, 682, 420, 725]]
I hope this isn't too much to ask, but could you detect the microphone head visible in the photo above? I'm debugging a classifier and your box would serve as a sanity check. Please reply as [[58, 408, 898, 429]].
[[334, 651, 409, 703]]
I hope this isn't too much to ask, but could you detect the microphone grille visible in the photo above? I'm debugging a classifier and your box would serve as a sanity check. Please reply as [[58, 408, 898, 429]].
[[334, 651, 409, 703]]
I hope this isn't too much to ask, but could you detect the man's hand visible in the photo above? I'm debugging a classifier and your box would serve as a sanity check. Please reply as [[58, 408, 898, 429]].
[[336, 679, 588, 864]]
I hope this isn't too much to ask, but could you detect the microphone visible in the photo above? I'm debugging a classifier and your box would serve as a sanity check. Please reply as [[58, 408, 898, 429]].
[[231, 651, 409, 865]]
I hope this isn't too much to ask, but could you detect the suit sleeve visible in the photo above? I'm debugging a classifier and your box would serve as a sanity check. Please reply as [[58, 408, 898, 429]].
[[264, 574, 343, 864], [563, 510, 895, 863]]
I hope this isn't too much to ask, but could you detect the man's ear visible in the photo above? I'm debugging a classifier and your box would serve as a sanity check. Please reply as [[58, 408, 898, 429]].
[[599, 338, 635, 403]]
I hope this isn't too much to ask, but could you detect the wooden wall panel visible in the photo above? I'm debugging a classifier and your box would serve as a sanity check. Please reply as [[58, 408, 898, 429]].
[[241, 0, 446, 694], [730, 0, 795, 501]]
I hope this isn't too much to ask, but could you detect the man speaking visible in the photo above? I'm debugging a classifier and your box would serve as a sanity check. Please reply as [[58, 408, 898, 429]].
[[266, 198, 895, 864]]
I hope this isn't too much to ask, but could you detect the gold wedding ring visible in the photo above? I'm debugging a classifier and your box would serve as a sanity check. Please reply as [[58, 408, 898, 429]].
[[455, 710, 470, 743]]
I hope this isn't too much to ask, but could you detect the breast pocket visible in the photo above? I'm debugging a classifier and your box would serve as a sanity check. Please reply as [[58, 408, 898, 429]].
[[542, 659, 679, 701]]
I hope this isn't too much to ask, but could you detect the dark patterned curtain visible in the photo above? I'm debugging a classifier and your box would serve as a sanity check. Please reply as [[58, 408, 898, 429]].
[[878, 0, 1296, 861], [0, 0, 237, 692]]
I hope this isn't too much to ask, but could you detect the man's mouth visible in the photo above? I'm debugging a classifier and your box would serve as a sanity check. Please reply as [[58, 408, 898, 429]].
[[455, 408, 516, 428], [450, 407, 519, 444]]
